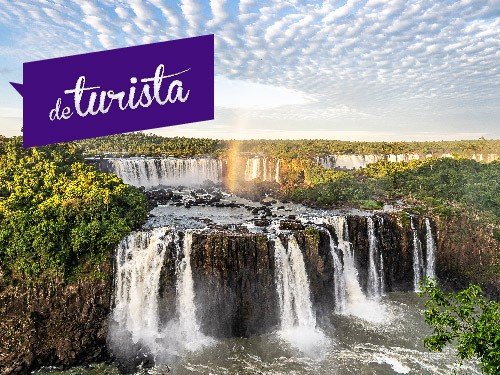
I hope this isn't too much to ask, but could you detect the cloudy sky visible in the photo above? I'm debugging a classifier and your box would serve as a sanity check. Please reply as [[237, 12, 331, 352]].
[[0, 0, 499, 140]]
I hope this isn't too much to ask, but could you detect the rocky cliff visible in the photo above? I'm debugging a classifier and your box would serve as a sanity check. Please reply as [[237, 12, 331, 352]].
[[2, 211, 496, 373], [0, 266, 112, 374], [433, 213, 500, 299]]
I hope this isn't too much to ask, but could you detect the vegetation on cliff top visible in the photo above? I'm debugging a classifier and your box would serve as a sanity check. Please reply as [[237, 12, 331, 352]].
[[77, 133, 226, 157], [282, 158, 499, 220], [76, 133, 499, 158], [0, 137, 147, 283]]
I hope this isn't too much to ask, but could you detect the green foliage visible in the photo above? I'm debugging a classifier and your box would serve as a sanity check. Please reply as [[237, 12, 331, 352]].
[[229, 138, 499, 159], [365, 158, 500, 218], [76, 133, 226, 157], [358, 199, 383, 210], [282, 157, 499, 221], [76, 133, 499, 159], [288, 172, 373, 206], [0, 137, 147, 282], [419, 279, 500, 374]]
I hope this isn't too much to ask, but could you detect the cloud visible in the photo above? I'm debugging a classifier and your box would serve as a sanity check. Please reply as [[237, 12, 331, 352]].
[[0, 107, 22, 118], [208, 0, 228, 27], [0, 0, 498, 139], [215, 75, 314, 109]]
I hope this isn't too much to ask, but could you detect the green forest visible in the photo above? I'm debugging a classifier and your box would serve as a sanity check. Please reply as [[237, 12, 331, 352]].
[[283, 157, 499, 219], [76, 133, 500, 159], [0, 136, 147, 284], [1, 134, 498, 373]]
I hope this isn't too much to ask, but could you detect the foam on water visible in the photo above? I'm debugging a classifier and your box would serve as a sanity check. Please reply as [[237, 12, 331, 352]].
[[273, 235, 329, 357], [328, 216, 392, 324], [110, 227, 213, 363]]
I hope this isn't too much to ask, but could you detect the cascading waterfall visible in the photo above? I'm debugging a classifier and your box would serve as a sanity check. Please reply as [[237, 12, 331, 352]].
[[176, 230, 209, 347], [329, 217, 366, 307], [107, 157, 222, 188], [316, 154, 385, 170], [411, 217, 424, 292], [367, 217, 385, 298], [315, 152, 496, 171], [245, 157, 261, 181], [325, 229, 347, 313], [328, 216, 389, 323], [425, 218, 436, 279], [273, 235, 327, 355], [112, 228, 170, 346], [274, 236, 316, 329], [110, 227, 212, 362], [244, 157, 280, 182]]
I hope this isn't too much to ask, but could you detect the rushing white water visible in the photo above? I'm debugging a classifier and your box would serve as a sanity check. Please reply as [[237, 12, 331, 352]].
[[274, 236, 316, 329], [329, 216, 389, 324], [275, 159, 281, 183], [113, 228, 170, 345], [111, 227, 212, 361], [329, 217, 365, 306], [273, 235, 327, 355], [325, 229, 347, 313], [244, 157, 280, 182], [176, 230, 209, 348], [367, 217, 385, 299], [425, 218, 436, 280], [411, 217, 424, 292], [316, 153, 498, 171], [316, 154, 384, 170], [106, 157, 222, 188]]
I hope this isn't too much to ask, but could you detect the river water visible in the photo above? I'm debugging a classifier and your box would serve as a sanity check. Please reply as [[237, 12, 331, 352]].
[[36, 292, 479, 374], [34, 185, 480, 375]]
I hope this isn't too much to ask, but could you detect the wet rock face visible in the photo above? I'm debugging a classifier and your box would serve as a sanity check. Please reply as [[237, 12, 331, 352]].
[[433, 215, 500, 299], [149, 215, 423, 338], [376, 215, 414, 292], [157, 233, 180, 326], [339, 214, 416, 293], [190, 232, 279, 337], [293, 230, 336, 316], [0, 267, 112, 374], [0, 213, 444, 373]]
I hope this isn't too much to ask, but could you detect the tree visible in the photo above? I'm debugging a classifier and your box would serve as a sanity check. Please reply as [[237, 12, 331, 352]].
[[419, 279, 500, 374], [0, 137, 147, 282]]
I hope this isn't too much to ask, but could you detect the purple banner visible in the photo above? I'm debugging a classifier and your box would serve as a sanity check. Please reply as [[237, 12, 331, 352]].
[[11, 35, 214, 147]]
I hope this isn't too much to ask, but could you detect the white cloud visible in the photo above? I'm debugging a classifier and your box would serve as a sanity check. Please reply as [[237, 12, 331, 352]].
[[208, 0, 228, 27], [0, 107, 22, 118], [215, 76, 314, 109], [0, 0, 498, 139], [114, 6, 128, 19]]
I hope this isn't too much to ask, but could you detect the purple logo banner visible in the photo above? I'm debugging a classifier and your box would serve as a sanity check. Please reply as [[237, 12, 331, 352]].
[[11, 35, 214, 147]]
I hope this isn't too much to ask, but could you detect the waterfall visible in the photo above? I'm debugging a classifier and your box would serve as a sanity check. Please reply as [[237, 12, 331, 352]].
[[328, 216, 389, 323], [106, 157, 222, 188], [411, 217, 424, 292], [329, 217, 366, 307], [176, 230, 205, 344], [316, 154, 385, 170], [112, 227, 170, 344], [367, 217, 384, 298], [324, 229, 347, 313], [273, 235, 328, 355], [244, 157, 280, 182], [245, 157, 261, 181], [274, 236, 316, 329], [425, 218, 436, 279], [110, 227, 212, 362]]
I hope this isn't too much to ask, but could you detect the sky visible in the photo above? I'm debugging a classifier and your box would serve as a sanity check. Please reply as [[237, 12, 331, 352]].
[[0, 0, 499, 141]]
